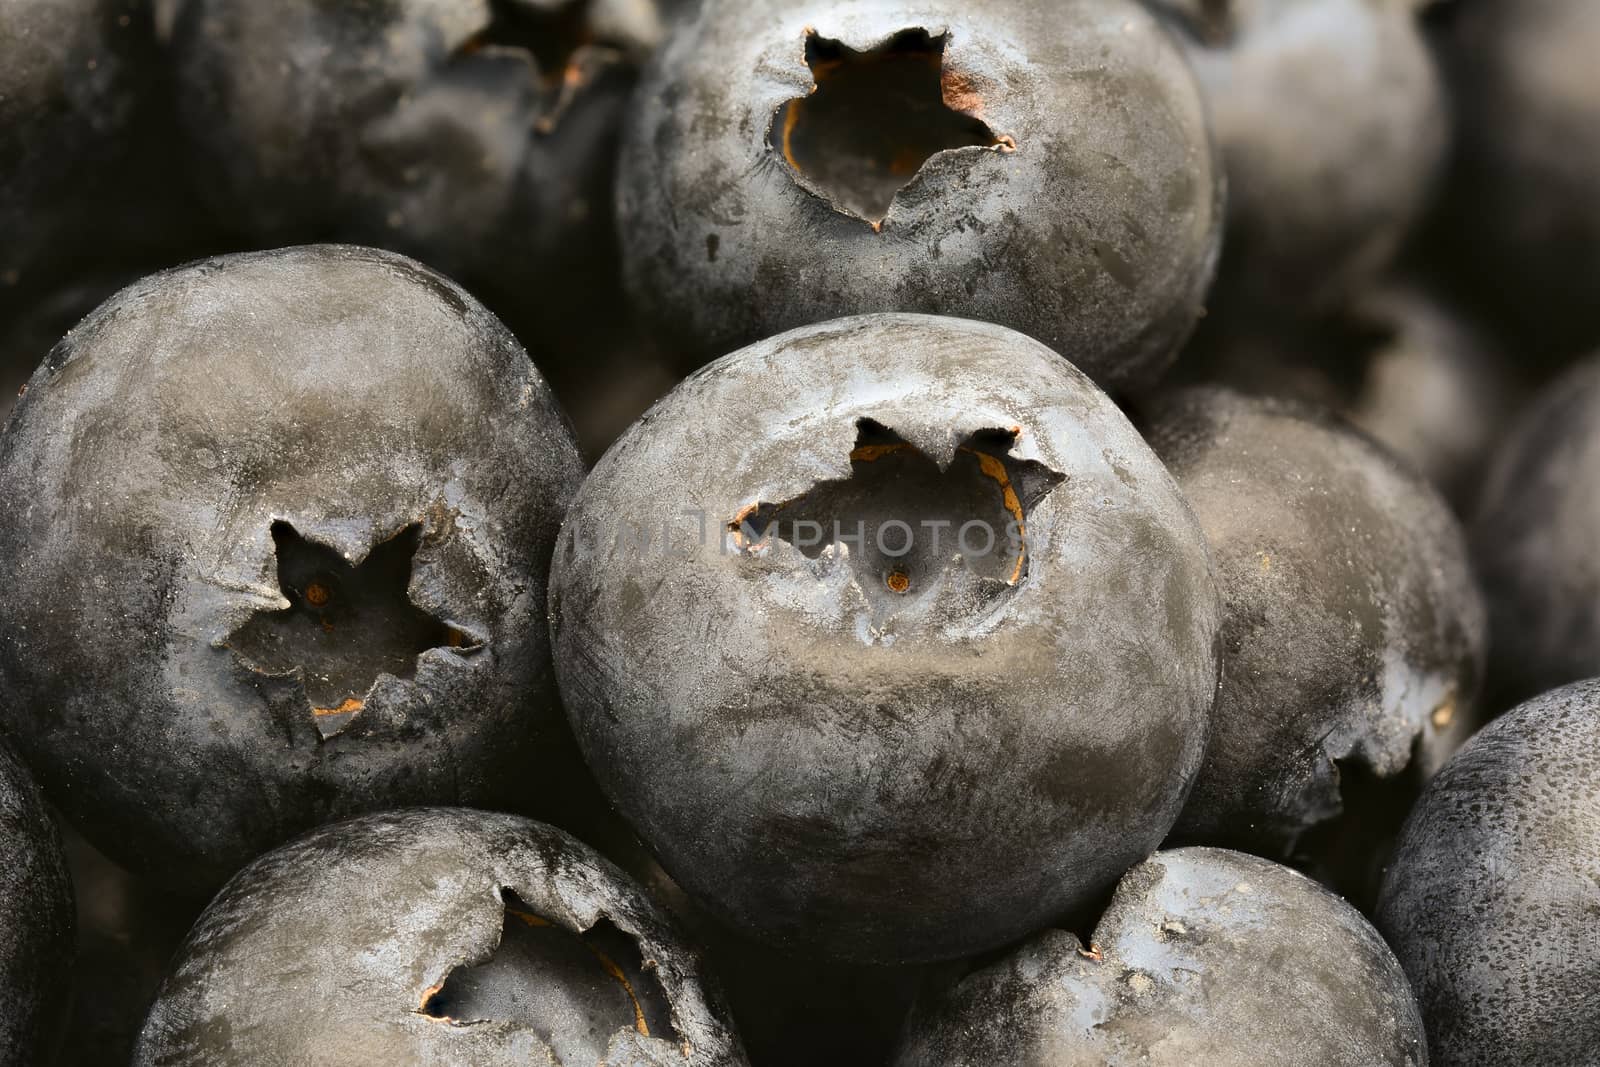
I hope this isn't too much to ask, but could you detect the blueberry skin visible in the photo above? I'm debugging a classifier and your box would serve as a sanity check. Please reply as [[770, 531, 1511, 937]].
[[1150, 0, 1445, 314], [1336, 287, 1519, 513], [1378, 681, 1600, 1067], [1474, 353, 1600, 701], [549, 313, 1222, 964], [1428, 0, 1600, 360], [896, 847, 1427, 1066], [0, 745, 74, 1067], [132, 808, 748, 1067], [165, 0, 662, 320], [0, 0, 156, 294], [617, 0, 1222, 390], [0, 245, 583, 893], [1163, 284, 1522, 511], [1146, 388, 1486, 854]]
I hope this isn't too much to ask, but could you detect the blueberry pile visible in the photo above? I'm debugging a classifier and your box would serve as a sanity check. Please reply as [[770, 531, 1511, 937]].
[[1, 2, 1596, 1065]]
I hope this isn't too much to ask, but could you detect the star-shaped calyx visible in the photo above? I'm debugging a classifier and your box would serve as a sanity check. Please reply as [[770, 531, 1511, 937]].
[[770, 28, 1016, 225], [226, 521, 480, 738], [730, 419, 1064, 626]]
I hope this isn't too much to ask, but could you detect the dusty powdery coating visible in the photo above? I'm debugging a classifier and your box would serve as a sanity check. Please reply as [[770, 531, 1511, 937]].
[[895, 847, 1427, 1066], [0, 245, 584, 893], [132, 808, 748, 1066], [1150, 0, 1445, 314], [617, 0, 1222, 389], [1430, 0, 1600, 358], [1378, 681, 1600, 1067], [1146, 388, 1485, 854], [0, 745, 74, 1067], [166, 0, 662, 302], [550, 313, 1222, 965], [1473, 353, 1600, 700]]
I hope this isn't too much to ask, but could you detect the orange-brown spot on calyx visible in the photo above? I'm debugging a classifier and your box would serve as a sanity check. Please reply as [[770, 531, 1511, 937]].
[[506, 906, 553, 929], [417, 976, 448, 1014], [727, 501, 770, 550], [886, 570, 911, 593], [780, 94, 804, 170], [506, 906, 650, 1037], [591, 945, 651, 1037], [850, 442, 915, 463], [963, 446, 1029, 585], [940, 67, 985, 116], [1431, 696, 1457, 730], [304, 581, 331, 608], [1078, 944, 1104, 962], [313, 697, 364, 719]]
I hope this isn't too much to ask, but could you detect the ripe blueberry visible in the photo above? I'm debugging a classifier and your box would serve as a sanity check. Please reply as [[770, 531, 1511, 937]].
[[132, 808, 748, 1066], [1474, 351, 1600, 700], [1150, 0, 1446, 314], [1378, 679, 1600, 1067], [0, 245, 583, 892], [1145, 387, 1486, 855], [549, 313, 1222, 964], [896, 847, 1427, 1066], [617, 0, 1222, 389]]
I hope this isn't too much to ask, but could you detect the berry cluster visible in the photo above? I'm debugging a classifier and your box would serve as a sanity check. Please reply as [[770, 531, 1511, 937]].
[[1, 2, 1597, 1066]]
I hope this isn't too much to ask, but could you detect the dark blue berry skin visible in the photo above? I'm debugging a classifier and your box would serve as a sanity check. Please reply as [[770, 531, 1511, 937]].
[[1378, 680, 1600, 1067], [550, 313, 1221, 965], [164, 0, 664, 356], [1150, 0, 1446, 316], [617, 0, 1222, 390], [1145, 388, 1485, 856], [1473, 353, 1600, 701], [133, 809, 748, 1067], [0, 744, 74, 1067], [895, 847, 1427, 1066], [0, 245, 583, 894]]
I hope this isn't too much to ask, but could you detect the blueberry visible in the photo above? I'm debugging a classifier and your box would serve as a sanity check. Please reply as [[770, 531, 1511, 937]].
[[165, 0, 663, 332], [0, 245, 583, 893], [1149, 0, 1446, 314], [1144, 387, 1486, 855], [0, 744, 74, 1066], [1426, 0, 1600, 360], [132, 808, 747, 1066], [0, 0, 166, 295], [1378, 680, 1600, 1067], [616, 0, 1223, 389], [895, 847, 1427, 1066], [1162, 284, 1522, 510], [549, 313, 1222, 964], [1473, 352, 1600, 701]]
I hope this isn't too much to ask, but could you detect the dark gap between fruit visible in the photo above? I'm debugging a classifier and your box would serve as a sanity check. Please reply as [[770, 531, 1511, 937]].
[[420, 889, 678, 1056], [225, 521, 478, 739], [770, 28, 1010, 223], [1294, 746, 1429, 916], [460, 0, 595, 88], [732, 418, 1063, 613]]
